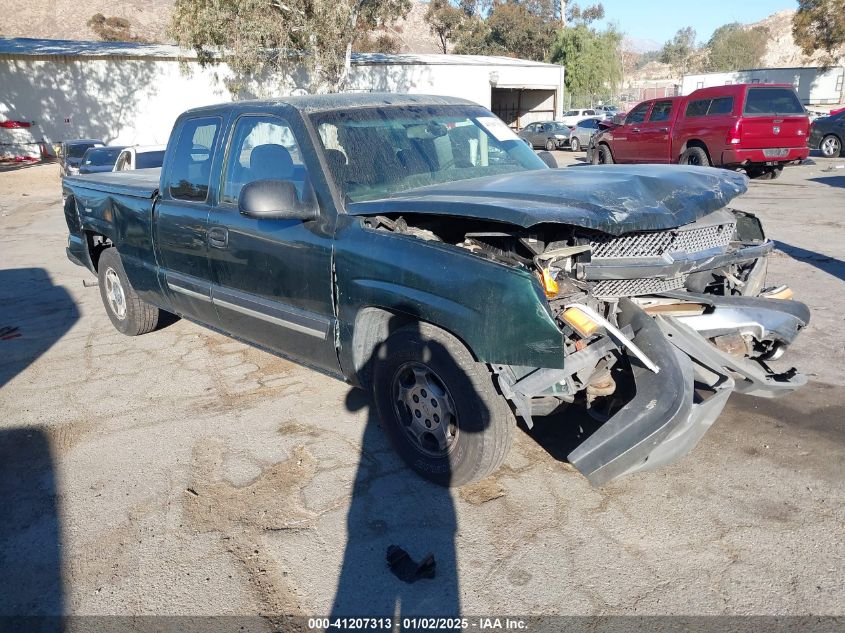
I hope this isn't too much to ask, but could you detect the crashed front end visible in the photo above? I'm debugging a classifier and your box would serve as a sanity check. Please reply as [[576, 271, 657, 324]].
[[491, 207, 809, 485]]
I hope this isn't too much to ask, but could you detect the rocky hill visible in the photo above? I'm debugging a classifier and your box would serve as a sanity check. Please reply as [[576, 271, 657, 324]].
[[0, 0, 441, 53]]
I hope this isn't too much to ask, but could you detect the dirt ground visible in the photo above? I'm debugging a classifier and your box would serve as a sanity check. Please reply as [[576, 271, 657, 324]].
[[0, 156, 843, 624]]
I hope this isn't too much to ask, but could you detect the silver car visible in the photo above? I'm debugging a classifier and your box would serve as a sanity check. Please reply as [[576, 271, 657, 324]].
[[518, 121, 571, 151], [568, 117, 602, 152]]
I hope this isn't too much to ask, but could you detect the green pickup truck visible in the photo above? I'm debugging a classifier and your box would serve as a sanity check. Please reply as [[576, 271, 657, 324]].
[[62, 93, 809, 486]]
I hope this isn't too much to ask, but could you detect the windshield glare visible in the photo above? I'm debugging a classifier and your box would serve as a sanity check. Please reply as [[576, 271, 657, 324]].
[[311, 106, 546, 203], [83, 148, 122, 165]]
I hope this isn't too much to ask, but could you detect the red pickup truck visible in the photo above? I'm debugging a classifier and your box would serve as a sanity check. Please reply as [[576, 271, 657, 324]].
[[590, 84, 810, 179]]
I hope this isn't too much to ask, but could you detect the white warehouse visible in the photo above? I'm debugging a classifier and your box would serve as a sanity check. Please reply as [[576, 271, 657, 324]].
[[0, 37, 565, 146], [681, 66, 845, 107]]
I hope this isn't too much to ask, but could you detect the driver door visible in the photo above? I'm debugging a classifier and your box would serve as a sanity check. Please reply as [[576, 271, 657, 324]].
[[206, 113, 339, 373], [612, 101, 652, 163]]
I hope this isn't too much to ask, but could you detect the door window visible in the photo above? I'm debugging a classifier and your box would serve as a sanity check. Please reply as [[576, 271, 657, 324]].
[[115, 152, 131, 171], [169, 117, 222, 201], [648, 101, 673, 122], [626, 102, 650, 124], [221, 115, 307, 205]]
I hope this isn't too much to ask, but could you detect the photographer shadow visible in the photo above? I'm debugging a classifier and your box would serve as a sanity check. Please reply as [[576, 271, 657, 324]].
[[329, 315, 493, 629]]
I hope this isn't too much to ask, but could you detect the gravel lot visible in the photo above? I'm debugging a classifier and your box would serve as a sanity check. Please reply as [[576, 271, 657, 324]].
[[1, 156, 843, 624]]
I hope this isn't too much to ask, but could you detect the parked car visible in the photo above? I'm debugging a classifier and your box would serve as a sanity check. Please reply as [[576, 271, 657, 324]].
[[589, 84, 811, 179], [78, 146, 126, 174], [518, 121, 571, 150], [568, 117, 602, 151], [59, 139, 104, 175], [560, 108, 602, 127], [62, 93, 809, 487], [113, 145, 167, 171], [597, 105, 620, 117], [808, 110, 844, 158]]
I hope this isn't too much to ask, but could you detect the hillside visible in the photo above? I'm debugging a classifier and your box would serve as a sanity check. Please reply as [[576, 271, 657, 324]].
[[0, 0, 441, 53]]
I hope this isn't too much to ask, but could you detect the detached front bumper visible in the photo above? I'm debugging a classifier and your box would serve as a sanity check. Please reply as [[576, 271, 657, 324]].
[[570, 296, 808, 484]]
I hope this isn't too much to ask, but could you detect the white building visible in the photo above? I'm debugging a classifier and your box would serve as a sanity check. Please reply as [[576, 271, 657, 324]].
[[0, 37, 565, 146], [681, 66, 845, 107]]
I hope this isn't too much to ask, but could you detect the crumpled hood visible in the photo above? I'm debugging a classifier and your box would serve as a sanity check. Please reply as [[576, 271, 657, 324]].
[[346, 165, 748, 236]]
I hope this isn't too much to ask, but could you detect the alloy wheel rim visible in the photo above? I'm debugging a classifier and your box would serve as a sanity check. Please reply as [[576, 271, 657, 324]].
[[391, 361, 459, 458], [822, 137, 840, 156], [105, 268, 127, 320]]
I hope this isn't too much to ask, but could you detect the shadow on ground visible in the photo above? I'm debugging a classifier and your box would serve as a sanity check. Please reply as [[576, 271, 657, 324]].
[[775, 241, 845, 283], [0, 268, 77, 629]]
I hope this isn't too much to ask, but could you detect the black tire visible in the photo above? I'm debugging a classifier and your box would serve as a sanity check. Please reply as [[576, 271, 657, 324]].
[[570, 136, 581, 152], [820, 134, 842, 158], [679, 146, 710, 167], [545, 139, 556, 152], [97, 248, 161, 336], [372, 322, 515, 487], [592, 143, 614, 165], [769, 166, 783, 180]]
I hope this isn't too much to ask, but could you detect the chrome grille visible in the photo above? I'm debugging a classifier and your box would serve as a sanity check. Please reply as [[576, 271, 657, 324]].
[[590, 221, 735, 259], [671, 223, 734, 254], [593, 276, 686, 299]]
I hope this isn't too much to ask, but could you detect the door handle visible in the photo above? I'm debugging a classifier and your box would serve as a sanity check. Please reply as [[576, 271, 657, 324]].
[[208, 227, 228, 249], [658, 127, 669, 132], [631, 128, 641, 133]]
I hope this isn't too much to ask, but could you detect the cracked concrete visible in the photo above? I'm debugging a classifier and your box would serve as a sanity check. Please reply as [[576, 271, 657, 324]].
[[0, 159, 843, 620]]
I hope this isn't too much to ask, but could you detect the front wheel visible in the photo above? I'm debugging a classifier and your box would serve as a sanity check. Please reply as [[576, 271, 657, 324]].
[[592, 144, 614, 164], [545, 139, 556, 152], [98, 248, 161, 336], [820, 134, 842, 158], [372, 322, 515, 487], [570, 136, 581, 152], [679, 146, 710, 167]]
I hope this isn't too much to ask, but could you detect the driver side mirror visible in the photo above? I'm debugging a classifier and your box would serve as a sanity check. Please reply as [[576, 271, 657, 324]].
[[238, 179, 318, 221]]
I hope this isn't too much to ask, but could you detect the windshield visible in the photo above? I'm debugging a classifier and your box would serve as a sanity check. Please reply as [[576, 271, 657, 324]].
[[310, 105, 546, 203], [744, 87, 806, 117], [83, 148, 122, 166], [66, 143, 99, 159], [136, 150, 165, 169]]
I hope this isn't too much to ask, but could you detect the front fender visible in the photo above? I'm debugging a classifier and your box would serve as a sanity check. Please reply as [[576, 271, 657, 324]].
[[334, 217, 566, 374]]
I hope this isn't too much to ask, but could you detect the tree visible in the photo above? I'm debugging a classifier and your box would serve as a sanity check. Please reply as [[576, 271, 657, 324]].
[[793, 0, 845, 62], [549, 23, 622, 104], [168, 0, 411, 94], [87, 13, 143, 42], [485, 1, 556, 61], [425, 0, 466, 54], [660, 27, 698, 77], [706, 23, 768, 72]]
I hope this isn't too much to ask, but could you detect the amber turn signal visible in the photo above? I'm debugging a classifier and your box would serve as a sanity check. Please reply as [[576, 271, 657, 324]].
[[562, 306, 600, 338], [540, 268, 559, 298]]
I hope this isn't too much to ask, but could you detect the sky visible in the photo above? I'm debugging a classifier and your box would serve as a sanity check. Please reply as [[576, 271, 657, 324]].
[[591, 0, 798, 50]]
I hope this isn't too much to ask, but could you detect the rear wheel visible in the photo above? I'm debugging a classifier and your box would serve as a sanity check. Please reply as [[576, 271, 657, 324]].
[[820, 134, 842, 158], [570, 136, 581, 152], [592, 143, 614, 164], [679, 146, 710, 167], [372, 322, 515, 487], [545, 139, 556, 151], [97, 248, 161, 336]]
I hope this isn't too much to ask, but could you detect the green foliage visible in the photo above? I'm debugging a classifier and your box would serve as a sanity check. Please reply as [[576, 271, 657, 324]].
[[168, 0, 410, 92], [706, 23, 768, 72], [425, 0, 466, 53], [793, 0, 845, 61], [549, 23, 622, 100], [660, 26, 698, 75], [450, 0, 563, 61]]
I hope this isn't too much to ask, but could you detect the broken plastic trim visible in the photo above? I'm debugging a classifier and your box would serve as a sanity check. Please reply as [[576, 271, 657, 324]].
[[564, 303, 660, 374]]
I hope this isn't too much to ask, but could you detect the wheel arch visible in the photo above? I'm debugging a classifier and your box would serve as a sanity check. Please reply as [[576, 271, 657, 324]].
[[678, 139, 712, 164], [349, 306, 479, 390]]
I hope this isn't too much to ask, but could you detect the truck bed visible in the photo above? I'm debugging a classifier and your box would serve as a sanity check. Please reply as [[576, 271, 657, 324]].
[[63, 168, 160, 199]]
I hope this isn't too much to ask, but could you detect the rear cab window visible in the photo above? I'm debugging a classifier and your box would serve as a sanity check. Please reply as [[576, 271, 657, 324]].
[[743, 87, 806, 116], [168, 116, 222, 202], [685, 96, 735, 117]]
